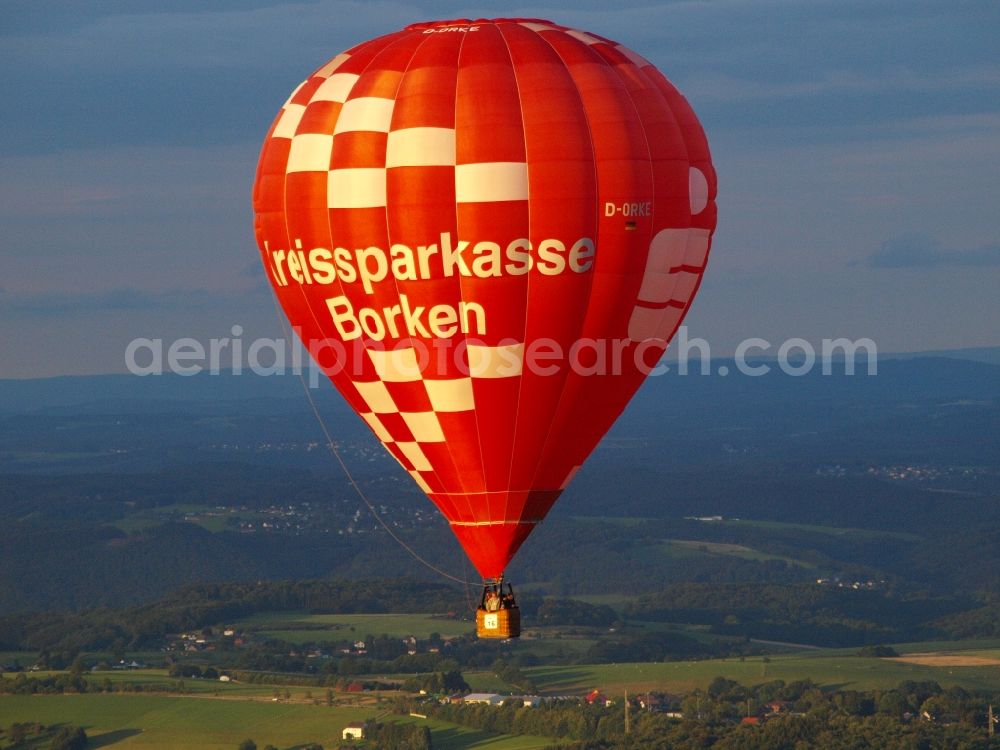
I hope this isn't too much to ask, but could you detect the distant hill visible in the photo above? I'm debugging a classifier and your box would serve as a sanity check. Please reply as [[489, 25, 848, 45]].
[[0, 370, 326, 414], [0, 346, 997, 414], [881, 345, 1000, 366]]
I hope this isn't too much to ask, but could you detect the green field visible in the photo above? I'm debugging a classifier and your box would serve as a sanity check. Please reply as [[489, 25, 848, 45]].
[[556, 593, 634, 609], [34, 669, 282, 697], [0, 694, 557, 749], [889, 639, 1000, 655], [235, 611, 475, 642], [951, 649, 1000, 659], [572, 515, 923, 542], [568, 515, 905, 570], [526, 646, 1000, 696], [0, 652, 35, 667], [393, 714, 558, 750], [661, 539, 815, 568], [721, 518, 923, 542], [111, 504, 242, 533], [5, 639, 1000, 748]]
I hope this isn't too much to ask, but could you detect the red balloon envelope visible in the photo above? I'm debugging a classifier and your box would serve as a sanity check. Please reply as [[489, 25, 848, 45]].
[[253, 18, 717, 579]]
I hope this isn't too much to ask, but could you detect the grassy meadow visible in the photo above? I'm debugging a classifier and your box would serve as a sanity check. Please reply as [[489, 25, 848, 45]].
[[525, 642, 1000, 696], [0, 694, 556, 749], [234, 611, 474, 642], [5, 616, 1000, 749], [661, 539, 815, 568]]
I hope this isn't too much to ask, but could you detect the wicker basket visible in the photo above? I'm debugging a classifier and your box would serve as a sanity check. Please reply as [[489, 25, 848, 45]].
[[476, 606, 521, 639]]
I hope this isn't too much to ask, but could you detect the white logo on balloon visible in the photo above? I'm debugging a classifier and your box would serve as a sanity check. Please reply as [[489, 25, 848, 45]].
[[627, 166, 711, 343]]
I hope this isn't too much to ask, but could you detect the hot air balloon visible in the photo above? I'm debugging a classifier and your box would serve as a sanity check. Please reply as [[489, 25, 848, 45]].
[[253, 18, 716, 638]]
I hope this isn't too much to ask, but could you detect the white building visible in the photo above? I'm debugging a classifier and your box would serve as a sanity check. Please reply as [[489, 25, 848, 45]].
[[462, 693, 505, 705], [342, 721, 365, 740]]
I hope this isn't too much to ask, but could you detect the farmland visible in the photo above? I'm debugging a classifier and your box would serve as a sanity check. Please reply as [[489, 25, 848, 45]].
[[4, 637, 1000, 748], [661, 539, 815, 568], [0, 694, 557, 750], [525, 640, 1000, 696], [234, 611, 474, 642]]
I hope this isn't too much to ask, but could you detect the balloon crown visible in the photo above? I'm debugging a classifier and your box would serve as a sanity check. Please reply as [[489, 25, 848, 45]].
[[405, 18, 557, 30]]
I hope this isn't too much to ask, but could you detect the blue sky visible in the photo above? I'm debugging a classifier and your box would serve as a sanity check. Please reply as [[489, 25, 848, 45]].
[[1, 0, 998, 377]]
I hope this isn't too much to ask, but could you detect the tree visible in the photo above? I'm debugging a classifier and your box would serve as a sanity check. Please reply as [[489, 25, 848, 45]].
[[50, 726, 87, 750], [69, 656, 86, 678], [442, 669, 470, 693], [876, 690, 908, 717], [707, 677, 741, 700], [9, 724, 28, 744], [237, 740, 257, 750]]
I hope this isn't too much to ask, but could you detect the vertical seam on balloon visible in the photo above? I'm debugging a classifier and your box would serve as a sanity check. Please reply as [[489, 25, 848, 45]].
[[518, 28, 604, 498], [641, 90, 709, 340], [455, 24, 502, 536], [598, 47, 660, 348], [278, 31, 404, 413], [288, 33, 401, 396], [450, 24, 487, 531], [624, 58, 695, 336], [277, 72, 346, 416], [493, 22, 531, 530], [282, 60, 364, 412], [373, 30, 459, 501], [341, 29, 406, 59], [415, 43, 482, 510], [253, 108, 288, 299], [295, 35, 399, 337], [643, 74, 717, 345]]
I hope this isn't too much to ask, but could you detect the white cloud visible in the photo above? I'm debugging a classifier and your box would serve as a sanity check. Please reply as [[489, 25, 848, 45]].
[[684, 65, 1000, 103], [866, 234, 1000, 269]]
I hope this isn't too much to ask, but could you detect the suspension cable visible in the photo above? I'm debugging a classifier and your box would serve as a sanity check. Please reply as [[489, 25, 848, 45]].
[[267, 289, 477, 588]]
